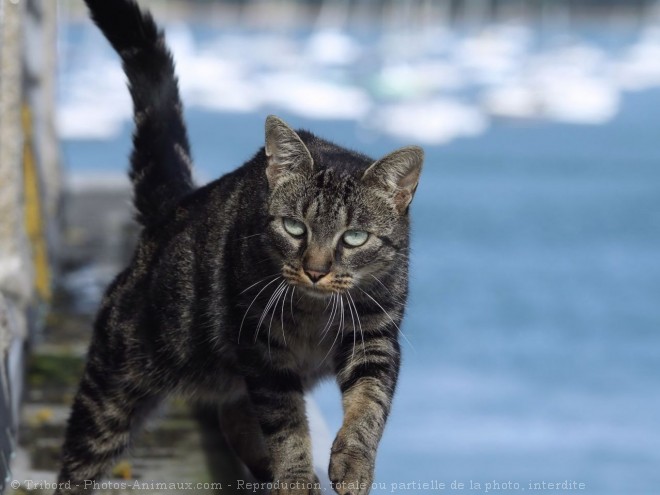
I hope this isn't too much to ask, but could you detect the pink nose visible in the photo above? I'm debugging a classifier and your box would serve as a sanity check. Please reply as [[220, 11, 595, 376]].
[[305, 269, 328, 283]]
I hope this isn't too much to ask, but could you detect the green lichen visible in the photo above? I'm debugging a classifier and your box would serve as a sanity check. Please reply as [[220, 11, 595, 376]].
[[27, 353, 85, 388]]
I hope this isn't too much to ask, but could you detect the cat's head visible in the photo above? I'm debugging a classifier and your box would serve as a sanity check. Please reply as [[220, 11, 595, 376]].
[[264, 115, 423, 298]]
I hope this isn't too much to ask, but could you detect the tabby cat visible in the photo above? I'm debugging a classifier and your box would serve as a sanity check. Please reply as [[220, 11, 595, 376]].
[[56, 1, 423, 494]]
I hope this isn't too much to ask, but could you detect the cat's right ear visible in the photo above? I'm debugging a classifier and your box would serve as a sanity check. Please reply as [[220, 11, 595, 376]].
[[264, 115, 314, 188]]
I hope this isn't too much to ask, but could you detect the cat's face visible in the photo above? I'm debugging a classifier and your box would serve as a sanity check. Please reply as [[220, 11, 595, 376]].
[[268, 170, 398, 296], [263, 116, 423, 298]]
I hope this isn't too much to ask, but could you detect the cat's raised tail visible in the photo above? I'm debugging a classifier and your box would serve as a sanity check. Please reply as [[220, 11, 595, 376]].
[[84, 0, 195, 226]]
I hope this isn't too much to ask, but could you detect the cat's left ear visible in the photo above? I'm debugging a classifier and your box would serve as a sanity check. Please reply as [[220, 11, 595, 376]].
[[265, 115, 314, 188], [362, 146, 424, 214]]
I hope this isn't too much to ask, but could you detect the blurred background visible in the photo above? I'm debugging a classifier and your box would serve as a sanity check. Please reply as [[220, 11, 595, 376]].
[[1, 0, 659, 494]]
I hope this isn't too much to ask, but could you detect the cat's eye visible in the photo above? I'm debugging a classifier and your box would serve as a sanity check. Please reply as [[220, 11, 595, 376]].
[[283, 218, 306, 238], [343, 230, 369, 247]]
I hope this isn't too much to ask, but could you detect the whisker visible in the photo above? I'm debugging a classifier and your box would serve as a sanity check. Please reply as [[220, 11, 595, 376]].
[[266, 283, 288, 359], [256, 257, 276, 265], [320, 298, 343, 365], [237, 233, 264, 242], [358, 287, 415, 352], [345, 292, 357, 361], [289, 287, 296, 324], [254, 280, 287, 344], [321, 292, 337, 340], [238, 276, 282, 343], [240, 272, 280, 295], [319, 293, 338, 344], [369, 273, 405, 305], [280, 286, 289, 346], [347, 290, 366, 359], [339, 294, 345, 343]]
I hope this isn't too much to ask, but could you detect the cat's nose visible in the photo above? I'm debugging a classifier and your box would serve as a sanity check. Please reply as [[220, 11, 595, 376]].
[[303, 245, 333, 283], [304, 269, 329, 283]]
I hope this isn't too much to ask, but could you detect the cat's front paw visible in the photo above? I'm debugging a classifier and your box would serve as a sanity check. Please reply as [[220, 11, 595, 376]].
[[272, 475, 321, 495], [329, 437, 374, 495]]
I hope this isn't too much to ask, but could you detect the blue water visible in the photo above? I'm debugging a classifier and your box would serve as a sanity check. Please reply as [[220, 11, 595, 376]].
[[59, 24, 660, 495]]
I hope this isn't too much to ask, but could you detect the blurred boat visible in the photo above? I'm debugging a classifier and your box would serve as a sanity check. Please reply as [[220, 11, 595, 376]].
[[56, 1, 660, 143]]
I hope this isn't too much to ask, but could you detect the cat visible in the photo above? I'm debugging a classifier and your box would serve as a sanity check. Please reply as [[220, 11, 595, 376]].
[[55, 1, 423, 494]]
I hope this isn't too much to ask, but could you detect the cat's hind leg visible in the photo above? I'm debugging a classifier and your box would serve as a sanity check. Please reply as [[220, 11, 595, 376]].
[[55, 348, 161, 495]]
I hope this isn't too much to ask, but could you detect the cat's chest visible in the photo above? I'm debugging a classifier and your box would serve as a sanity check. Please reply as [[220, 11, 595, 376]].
[[278, 305, 343, 385], [241, 290, 347, 384]]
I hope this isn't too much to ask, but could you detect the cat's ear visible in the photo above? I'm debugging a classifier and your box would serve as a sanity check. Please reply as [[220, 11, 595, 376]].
[[264, 115, 314, 188], [362, 146, 424, 214]]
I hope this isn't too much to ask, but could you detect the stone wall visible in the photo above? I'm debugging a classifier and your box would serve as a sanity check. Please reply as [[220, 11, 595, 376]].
[[0, 0, 60, 491]]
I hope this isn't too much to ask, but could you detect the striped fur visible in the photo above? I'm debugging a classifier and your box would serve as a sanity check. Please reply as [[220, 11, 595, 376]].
[[56, 2, 423, 495], [84, 0, 194, 226]]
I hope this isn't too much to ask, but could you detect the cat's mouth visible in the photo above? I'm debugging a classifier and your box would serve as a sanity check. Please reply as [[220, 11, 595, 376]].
[[291, 277, 337, 296], [297, 284, 334, 299], [282, 265, 353, 296]]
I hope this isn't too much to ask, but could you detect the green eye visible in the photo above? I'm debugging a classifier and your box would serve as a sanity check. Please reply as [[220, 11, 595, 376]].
[[283, 218, 306, 238], [343, 230, 369, 247]]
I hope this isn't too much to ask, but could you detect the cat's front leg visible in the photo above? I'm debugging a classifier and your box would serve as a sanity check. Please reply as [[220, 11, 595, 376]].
[[330, 330, 401, 495], [219, 395, 272, 482], [243, 360, 320, 495]]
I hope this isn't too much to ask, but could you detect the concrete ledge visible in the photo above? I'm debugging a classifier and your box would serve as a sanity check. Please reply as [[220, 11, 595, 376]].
[[1, 293, 27, 494]]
